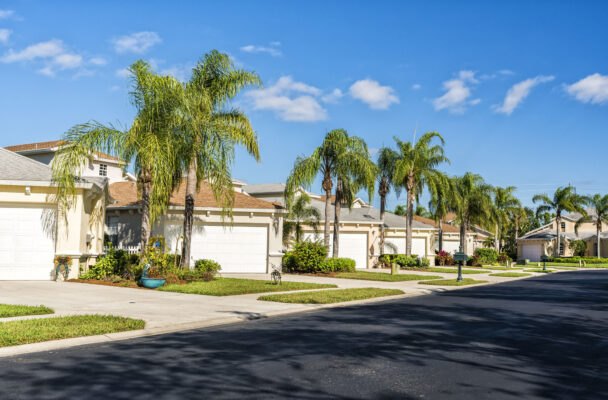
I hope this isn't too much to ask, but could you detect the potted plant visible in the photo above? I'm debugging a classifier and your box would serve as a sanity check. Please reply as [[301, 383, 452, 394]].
[[54, 255, 71, 281], [139, 236, 168, 289]]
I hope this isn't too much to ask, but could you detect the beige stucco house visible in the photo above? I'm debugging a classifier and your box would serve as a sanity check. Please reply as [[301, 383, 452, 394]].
[[517, 209, 608, 261], [0, 147, 109, 280], [107, 180, 286, 273]]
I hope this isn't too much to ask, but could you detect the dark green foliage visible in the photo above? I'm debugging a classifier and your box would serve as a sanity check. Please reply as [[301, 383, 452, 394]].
[[283, 242, 328, 273], [569, 240, 587, 257], [498, 252, 512, 264], [549, 256, 608, 264], [435, 250, 454, 266], [474, 248, 499, 264], [318, 258, 356, 273]]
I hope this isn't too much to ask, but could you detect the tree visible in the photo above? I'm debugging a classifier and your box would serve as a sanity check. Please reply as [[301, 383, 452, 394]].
[[393, 205, 407, 216], [575, 194, 608, 258], [52, 60, 183, 251], [393, 132, 449, 256], [285, 129, 375, 257], [490, 186, 520, 252], [429, 176, 453, 252], [282, 193, 322, 244], [533, 186, 587, 257], [414, 204, 432, 218], [376, 147, 399, 255], [178, 50, 261, 268], [450, 173, 493, 254]]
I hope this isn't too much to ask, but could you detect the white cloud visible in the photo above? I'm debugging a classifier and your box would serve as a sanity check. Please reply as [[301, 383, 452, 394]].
[[240, 43, 281, 57], [0, 29, 11, 44], [565, 73, 608, 105], [115, 68, 131, 78], [498, 69, 514, 76], [432, 70, 480, 114], [494, 75, 554, 115], [53, 53, 83, 69], [89, 57, 107, 66], [0, 38, 87, 76], [0, 10, 15, 19], [112, 31, 161, 54], [321, 88, 344, 103], [412, 84, 421, 90], [245, 76, 327, 122], [349, 79, 399, 110], [159, 63, 194, 82]]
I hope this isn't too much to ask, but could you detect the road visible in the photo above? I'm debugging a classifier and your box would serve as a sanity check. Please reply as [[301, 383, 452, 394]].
[[1, 270, 606, 399]]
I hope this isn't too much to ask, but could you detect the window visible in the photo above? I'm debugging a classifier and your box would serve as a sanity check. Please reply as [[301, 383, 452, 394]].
[[559, 241, 564, 255], [561, 222, 566, 232], [99, 164, 107, 176], [106, 216, 118, 246]]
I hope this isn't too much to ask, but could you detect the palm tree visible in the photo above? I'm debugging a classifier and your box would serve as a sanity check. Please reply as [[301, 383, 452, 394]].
[[490, 186, 520, 252], [533, 186, 587, 257], [575, 194, 608, 258], [52, 60, 183, 251], [414, 204, 432, 218], [450, 173, 493, 254], [282, 193, 322, 244], [376, 147, 399, 255], [429, 176, 453, 252], [393, 132, 449, 256], [393, 205, 407, 216], [285, 129, 375, 257], [178, 50, 261, 268]]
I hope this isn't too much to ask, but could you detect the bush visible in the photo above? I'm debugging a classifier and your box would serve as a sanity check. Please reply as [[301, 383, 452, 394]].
[[548, 256, 608, 264], [498, 252, 512, 265], [474, 248, 498, 265], [319, 258, 356, 273], [191, 259, 222, 281], [569, 240, 587, 257], [282, 251, 296, 271], [283, 242, 328, 273], [82, 244, 118, 279], [435, 250, 454, 266]]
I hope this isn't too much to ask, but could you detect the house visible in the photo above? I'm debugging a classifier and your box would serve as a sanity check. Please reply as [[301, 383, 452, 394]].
[[0, 147, 109, 280], [244, 183, 437, 267], [442, 211, 491, 253], [5, 140, 131, 183], [107, 180, 286, 273], [517, 209, 607, 261]]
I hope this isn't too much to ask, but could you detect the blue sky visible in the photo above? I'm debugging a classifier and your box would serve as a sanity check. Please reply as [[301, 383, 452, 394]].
[[1, 1, 607, 211]]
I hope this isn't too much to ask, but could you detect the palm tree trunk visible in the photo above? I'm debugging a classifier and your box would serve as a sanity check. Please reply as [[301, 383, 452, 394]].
[[514, 216, 519, 240], [139, 170, 152, 252], [405, 175, 415, 256], [181, 157, 197, 268], [460, 218, 468, 254], [322, 171, 332, 249], [332, 180, 342, 258], [597, 222, 601, 259], [438, 220, 443, 252], [495, 223, 500, 252], [379, 193, 386, 255], [555, 214, 561, 257]]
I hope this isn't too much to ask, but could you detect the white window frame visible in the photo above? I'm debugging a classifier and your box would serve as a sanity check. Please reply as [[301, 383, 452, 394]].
[[99, 163, 108, 177]]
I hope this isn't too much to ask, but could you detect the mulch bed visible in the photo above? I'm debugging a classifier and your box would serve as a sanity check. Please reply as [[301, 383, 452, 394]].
[[68, 279, 144, 289]]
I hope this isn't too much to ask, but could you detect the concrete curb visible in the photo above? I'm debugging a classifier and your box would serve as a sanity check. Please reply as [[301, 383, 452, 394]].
[[0, 270, 569, 358]]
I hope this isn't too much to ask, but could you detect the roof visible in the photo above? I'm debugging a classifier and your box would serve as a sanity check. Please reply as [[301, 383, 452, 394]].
[[5, 140, 124, 164], [109, 180, 281, 210], [0, 147, 53, 181], [444, 212, 457, 221], [518, 228, 601, 241], [412, 215, 462, 233], [243, 183, 286, 195]]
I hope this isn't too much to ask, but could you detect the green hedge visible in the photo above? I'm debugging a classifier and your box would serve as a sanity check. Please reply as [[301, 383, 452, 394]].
[[379, 253, 430, 269], [282, 242, 329, 273], [548, 256, 608, 264], [474, 248, 498, 265], [318, 258, 356, 273]]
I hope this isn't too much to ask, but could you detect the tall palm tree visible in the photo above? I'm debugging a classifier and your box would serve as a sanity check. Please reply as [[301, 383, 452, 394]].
[[282, 193, 322, 244], [451, 173, 493, 254], [376, 147, 399, 255], [429, 175, 453, 252], [414, 204, 432, 218], [178, 50, 261, 267], [285, 129, 375, 257], [510, 205, 528, 240], [575, 194, 608, 258], [533, 186, 587, 257], [393, 132, 449, 256], [490, 186, 520, 252], [52, 60, 183, 251]]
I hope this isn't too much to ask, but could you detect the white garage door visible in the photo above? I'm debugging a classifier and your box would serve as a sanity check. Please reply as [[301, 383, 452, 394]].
[[167, 224, 268, 273], [304, 232, 368, 269], [521, 244, 542, 262], [442, 240, 461, 254], [384, 237, 427, 257], [0, 206, 56, 280]]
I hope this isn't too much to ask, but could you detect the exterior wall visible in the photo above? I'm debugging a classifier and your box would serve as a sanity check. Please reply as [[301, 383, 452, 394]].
[[25, 153, 55, 165], [0, 183, 106, 279], [107, 207, 284, 272], [245, 193, 285, 204]]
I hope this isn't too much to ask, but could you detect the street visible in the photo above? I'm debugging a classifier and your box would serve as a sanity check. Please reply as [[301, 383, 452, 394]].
[[1, 270, 606, 399]]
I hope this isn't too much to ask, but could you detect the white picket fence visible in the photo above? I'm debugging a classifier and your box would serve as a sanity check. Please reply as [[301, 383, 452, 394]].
[[104, 245, 141, 255]]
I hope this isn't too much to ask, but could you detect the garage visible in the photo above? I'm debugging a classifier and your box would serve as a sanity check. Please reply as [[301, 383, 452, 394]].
[[168, 224, 269, 273], [384, 237, 427, 258], [304, 232, 368, 269], [441, 240, 461, 254], [521, 244, 542, 262], [0, 205, 56, 280]]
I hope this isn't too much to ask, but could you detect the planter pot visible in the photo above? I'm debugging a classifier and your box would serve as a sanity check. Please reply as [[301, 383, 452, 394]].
[[140, 278, 166, 289]]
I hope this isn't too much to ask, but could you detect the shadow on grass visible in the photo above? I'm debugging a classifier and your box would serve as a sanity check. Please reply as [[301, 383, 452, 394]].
[[0, 271, 607, 399]]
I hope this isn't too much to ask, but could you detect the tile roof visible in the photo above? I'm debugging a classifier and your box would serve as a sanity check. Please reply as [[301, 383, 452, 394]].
[[5, 140, 124, 163], [412, 215, 462, 232], [109, 180, 281, 210], [243, 183, 286, 194]]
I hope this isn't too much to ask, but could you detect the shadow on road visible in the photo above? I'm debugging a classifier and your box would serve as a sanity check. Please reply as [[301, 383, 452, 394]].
[[1, 271, 607, 399]]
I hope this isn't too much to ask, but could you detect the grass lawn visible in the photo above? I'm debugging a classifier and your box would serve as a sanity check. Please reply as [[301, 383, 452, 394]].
[[418, 278, 488, 286], [425, 267, 490, 274], [160, 278, 337, 296], [551, 266, 579, 270], [489, 272, 532, 277], [524, 269, 553, 273], [0, 304, 54, 318], [526, 263, 608, 268], [258, 288, 404, 304], [0, 315, 145, 347], [331, 271, 443, 282], [481, 266, 523, 270]]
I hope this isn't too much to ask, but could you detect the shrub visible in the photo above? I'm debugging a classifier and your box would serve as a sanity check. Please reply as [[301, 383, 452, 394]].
[[498, 252, 512, 265], [319, 258, 356, 273], [82, 244, 118, 279], [569, 240, 587, 257], [287, 242, 328, 273], [282, 251, 297, 271], [548, 256, 608, 264], [474, 248, 498, 265], [192, 259, 222, 281], [435, 250, 454, 266]]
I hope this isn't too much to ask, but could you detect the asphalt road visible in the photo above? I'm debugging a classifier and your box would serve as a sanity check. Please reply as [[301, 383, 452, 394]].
[[1, 270, 607, 399]]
